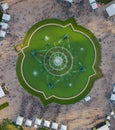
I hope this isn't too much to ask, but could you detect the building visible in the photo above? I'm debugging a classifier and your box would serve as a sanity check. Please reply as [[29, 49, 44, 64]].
[[92, 121, 110, 130], [61, 0, 73, 4], [92, 125, 110, 130], [89, 0, 98, 10], [110, 94, 115, 102], [51, 122, 59, 130], [34, 118, 42, 127], [106, 116, 111, 120], [65, 0, 73, 3], [89, 0, 95, 4], [16, 116, 24, 126], [0, 22, 8, 30], [1, 3, 9, 11], [84, 95, 91, 102], [0, 30, 6, 38], [110, 111, 114, 116], [60, 124, 67, 130], [25, 119, 32, 127], [106, 4, 115, 17], [110, 86, 115, 103], [2, 14, 11, 22], [43, 120, 51, 128], [0, 85, 5, 98]]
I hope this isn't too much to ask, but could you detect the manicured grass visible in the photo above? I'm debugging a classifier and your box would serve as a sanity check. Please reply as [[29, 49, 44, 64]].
[[22, 25, 94, 98], [97, 0, 113, 4], [16, 17, 102, 105], [0, 102, 9, 111]]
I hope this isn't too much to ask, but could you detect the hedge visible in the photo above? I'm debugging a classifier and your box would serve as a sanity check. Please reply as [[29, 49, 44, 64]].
[[97, 0, 113, 4], [0, 102, 9, 111]]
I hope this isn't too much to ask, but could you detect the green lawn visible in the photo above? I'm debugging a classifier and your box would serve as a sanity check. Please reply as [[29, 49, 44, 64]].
[[0, 102, 9, 111], [16, 18, 102, 105], [22, 25, 95, 98], [97, 0, 113, 4]]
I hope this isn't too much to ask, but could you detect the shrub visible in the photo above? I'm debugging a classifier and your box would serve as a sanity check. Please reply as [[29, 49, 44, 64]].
[[0, 102, 9, 111]]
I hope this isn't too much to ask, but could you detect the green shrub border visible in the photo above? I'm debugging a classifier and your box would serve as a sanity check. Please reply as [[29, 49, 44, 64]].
[[16, 17, 102, 106], [97, 0, 113, 4], [0, 102, 9, 111]]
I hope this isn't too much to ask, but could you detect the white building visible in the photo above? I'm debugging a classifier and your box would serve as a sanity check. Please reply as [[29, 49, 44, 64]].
[[106, 116, 111, 120], [16, 116, 24, 126], [110, 111, 114, 116], [34, 118, 42, 126], [60, 124, 67, 130], [92, 121, 110, 130], [93, 124, 110, 130], [106, 4, 115, 17], [43, 120, 51, 128], [84, 95, 91, 102], [51, 122, 58, 130], [89, 0, 98, 10], [0, 86, 5, 98], [1, 3, 9, 11], [25, 119, 32, 127], [110, 94, 115, 102], [91, 2, 98, 10], [65, 0, 73, 3], [89, 0, 95, 4], [0, 30, 6, 38], [110, 86, 115, 102], [97, 125, 110, 130], [2, 14, 11, 22], [0, 22, 8, 30]]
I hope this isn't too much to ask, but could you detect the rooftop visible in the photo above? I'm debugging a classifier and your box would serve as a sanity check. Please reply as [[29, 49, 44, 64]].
[[16, 116, 24, 126]]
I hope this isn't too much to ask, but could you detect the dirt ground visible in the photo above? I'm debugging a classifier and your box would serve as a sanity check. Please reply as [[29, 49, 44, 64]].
[[0, 0, 115, 130]]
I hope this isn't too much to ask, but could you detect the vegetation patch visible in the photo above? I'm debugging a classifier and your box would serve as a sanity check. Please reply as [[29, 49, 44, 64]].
[[16, 17, 102, 105], [0, 102, 9, 111], [97, 0, 113, 4], [0, 119, 23, 130]]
